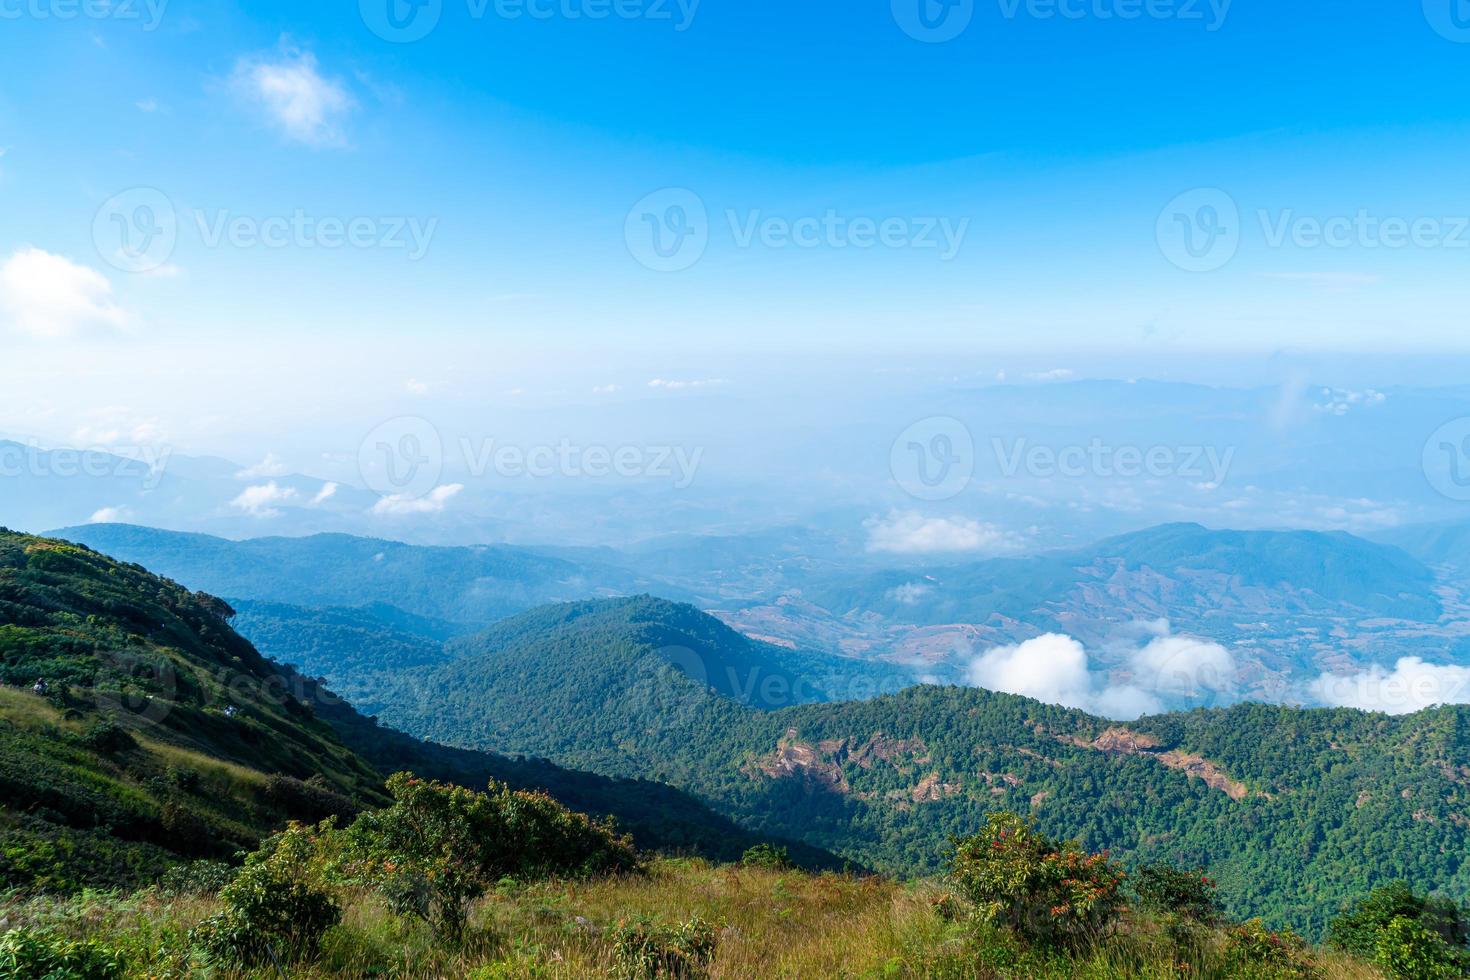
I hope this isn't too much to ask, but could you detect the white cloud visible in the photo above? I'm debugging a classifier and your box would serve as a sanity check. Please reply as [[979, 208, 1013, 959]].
[[236, 452, 289, 479], [0, 248, 131, 338], [311, 481, 338, 505], [371, 483, 464, 515], [1130, 633, 1237, 699], [1026, 368, 1074, 382], [404, 378, 430, 395], [966, 634, 1093, 709], [865, 512, 1016, 555], [1313, 387, 1387, 417], [136, 98, 159, 113], [886, 582, 932, 605], [230, 482, 298, 517], [1311, 658, 1470, 715], [89, 506, 129, 524], [592, 384, 623, 395], [232, 44, 353, 147], [648, 378, 725, 391], [965, 633, 1162, 719]]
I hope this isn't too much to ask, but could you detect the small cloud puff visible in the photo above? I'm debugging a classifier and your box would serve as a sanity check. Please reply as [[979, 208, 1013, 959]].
[[886, 582, 933, 605], [232, 42, 354, 147], [231, 482, 297, 517], [371, 483, 464, 515], [865, 511, 1016, 555], [648, 378, 725, 391]]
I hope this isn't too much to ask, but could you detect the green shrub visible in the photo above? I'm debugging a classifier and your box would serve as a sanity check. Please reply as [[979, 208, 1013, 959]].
[[1132, 863, 1219, 924], [76, 722, 136, 755], [1374, 915, 1469, 980], [337, 772, 637, 943], [1221, 919, 1318, 979], [157, 859, 235, 897], [1329, 881, 1470, 960], [190, 823, 340, 966], [950, 812, 1125, 952], [740, 843, 794, 871], [0, 928, 126, 980], [611, 916, 719, 979]]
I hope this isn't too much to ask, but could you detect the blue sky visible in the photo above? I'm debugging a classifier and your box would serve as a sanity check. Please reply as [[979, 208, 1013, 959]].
[[3, 0, 1470, 456]]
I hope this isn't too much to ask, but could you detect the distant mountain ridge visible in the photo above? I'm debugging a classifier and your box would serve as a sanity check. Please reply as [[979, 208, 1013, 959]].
[[51, 523, 657, 626]]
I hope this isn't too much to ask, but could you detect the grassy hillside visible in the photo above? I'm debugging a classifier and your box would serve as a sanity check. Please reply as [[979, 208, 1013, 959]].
[[373, 596, 1470, 935], [0, 527, 387, 891], [0, 529, 842, 893], [0, 854, 1396, 979]]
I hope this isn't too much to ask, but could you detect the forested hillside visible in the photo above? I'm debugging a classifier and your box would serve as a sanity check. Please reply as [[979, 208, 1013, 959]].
[[0, 529, 839, 894], [374, 596, 1470, 935]]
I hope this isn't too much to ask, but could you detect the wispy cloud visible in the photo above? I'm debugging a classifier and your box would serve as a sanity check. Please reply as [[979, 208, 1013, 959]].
[[236, 452, 289, 479], [231, 42, 354, 147], [371, 483, 464, 515], [864, 511, 1017, 555]]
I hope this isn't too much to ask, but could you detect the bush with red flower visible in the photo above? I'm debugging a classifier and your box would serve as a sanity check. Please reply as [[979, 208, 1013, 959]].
[[950, 812, 1126, 952]]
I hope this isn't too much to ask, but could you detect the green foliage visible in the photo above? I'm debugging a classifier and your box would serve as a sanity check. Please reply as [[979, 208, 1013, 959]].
[[190, 823, 341, 966], [950, 812, 1126, 951], [0, 928, 126, 980], [1329, 881, 1470, 958], [1374, 915, 1470, 979], [1133, 862, 1220, 924], [1221, 919, 1319, 979], [740, 843, 794, 871], [0, 530, 391, 895], [611, 916, 719, 979], [157, 859, 235, 897], [338, 772, 638, 942]]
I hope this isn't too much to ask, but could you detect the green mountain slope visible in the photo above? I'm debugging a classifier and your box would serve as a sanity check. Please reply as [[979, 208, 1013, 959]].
[[373, 596, 1470, 936], [0, 530, 844, 893], [0, 528, 387, 891]]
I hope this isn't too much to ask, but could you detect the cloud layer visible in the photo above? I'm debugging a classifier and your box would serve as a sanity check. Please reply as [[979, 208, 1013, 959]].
[[1311, 658, 1470, 715]]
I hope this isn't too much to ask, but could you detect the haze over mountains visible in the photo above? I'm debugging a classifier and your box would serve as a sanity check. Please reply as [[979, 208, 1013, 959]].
[[53, 516, 1470, 720], [11, 376, 1470, 549]]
